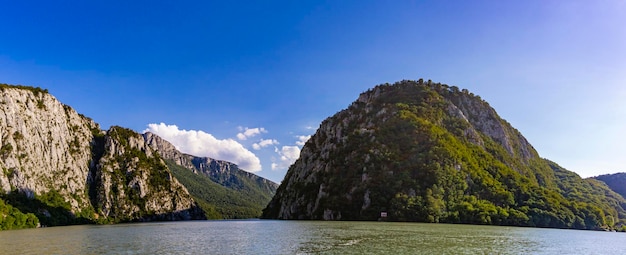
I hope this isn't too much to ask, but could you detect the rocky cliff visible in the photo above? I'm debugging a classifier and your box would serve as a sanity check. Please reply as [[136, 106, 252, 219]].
[[0, 86, 95, 211], [263, 80, 626, 230], [0, 84, 204, 227], [91, 127, 204, 221]]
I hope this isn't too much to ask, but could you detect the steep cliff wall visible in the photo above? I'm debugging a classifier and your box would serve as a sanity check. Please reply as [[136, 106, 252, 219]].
[[0, 86, 96, 212], [0, 84, 204, 226], [92, 127, 203, 221]]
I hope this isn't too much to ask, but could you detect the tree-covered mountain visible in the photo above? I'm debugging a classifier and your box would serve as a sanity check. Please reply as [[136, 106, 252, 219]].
[[0, 83, 276, 230], [593, 173, 626, 199], [263, 80, 626, 231]]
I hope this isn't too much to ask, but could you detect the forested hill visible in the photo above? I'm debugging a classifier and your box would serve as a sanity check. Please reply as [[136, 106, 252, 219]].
[[263, 79, 626, 231], [593, 173, 626, 199]]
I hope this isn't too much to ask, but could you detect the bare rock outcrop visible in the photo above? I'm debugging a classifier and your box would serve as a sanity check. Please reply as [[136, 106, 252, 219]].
[[0, 85, 204, 224]]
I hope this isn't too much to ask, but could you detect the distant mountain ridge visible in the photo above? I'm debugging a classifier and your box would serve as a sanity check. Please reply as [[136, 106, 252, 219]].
[[144, 132, 278, 218], [593, 173, 626, 199], [144, 132, 276, 191], [263, 80, 626, 231]]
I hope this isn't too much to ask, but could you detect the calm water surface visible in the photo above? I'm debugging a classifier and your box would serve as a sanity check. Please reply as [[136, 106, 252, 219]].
[[0, 220, 624, 254]]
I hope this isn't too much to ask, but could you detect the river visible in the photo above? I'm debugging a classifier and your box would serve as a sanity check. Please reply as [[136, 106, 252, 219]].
[[0, 220, 623, 254]]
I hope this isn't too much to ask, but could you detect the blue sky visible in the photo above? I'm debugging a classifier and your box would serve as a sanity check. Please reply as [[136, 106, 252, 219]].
[[1, 1, 625, 183]]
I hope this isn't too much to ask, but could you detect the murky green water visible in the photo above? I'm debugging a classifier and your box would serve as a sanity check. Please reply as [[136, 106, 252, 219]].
[[0, 220, 624, 254]]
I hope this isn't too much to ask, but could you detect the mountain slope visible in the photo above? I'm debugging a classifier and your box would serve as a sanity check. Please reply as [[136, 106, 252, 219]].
[[91, 126, 204, 222], [0, 84, 205, 228], [263, 80, 625, 230], [144, 133, 278, 218], [549, 161, 626, 228], [593, 173, 626, 200], [167, 161, 270, 218]]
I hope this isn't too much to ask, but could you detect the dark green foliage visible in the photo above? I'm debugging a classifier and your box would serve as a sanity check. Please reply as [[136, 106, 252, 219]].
[[37, 99, 46, 110], [0, 198, 39, 230], [594, 173, 626, 199], [68, 137, 81, 155], [264, 80, 626, 231], [0, 143, 13, 158], [0, 83, 49, 95], [590, 172, 626, 229], [2, 190, 93, 227], [12, 131, 24, 140], [204, 170, 276, 205], [167, 161, 269, 219]]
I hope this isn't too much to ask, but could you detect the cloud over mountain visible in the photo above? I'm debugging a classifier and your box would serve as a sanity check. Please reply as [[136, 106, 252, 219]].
[[144, 123, 262, 172]]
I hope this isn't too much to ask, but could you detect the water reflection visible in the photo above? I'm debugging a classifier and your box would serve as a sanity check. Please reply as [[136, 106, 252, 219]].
[[0, 221, 624, 254]]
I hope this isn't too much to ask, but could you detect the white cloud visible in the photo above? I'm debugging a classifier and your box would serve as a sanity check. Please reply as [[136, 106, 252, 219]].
[[252, 139, 279, 150], [295, 135, 311, 146], [236, 127, 267, 140], [144, 123, 262, 172], [271, 146, 301, 170]]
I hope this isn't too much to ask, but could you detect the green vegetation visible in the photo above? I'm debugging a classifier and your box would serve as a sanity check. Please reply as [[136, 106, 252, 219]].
[[594, 173, 626, 199], [198, 163, 277, 205], [264, 80, 626, 231], [68, 137, 81, 155], [37, 99, 46, 110], [0, 83, 49, 96], [167, 161, 270, 219], [0, 143, 13, 158], [1, 190, 93, 227], [12, 131, 24, 140], [591, 173, 626, 230], [0, 198, 39, 230]]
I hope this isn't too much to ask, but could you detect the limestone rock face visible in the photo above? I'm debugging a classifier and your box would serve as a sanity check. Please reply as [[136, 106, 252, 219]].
[[0, 86, 96, 211], [143, 132, 195, 170], [93, 127, 204, 221], [442, 90, 535, 162], [0, 85, 204, 223]]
